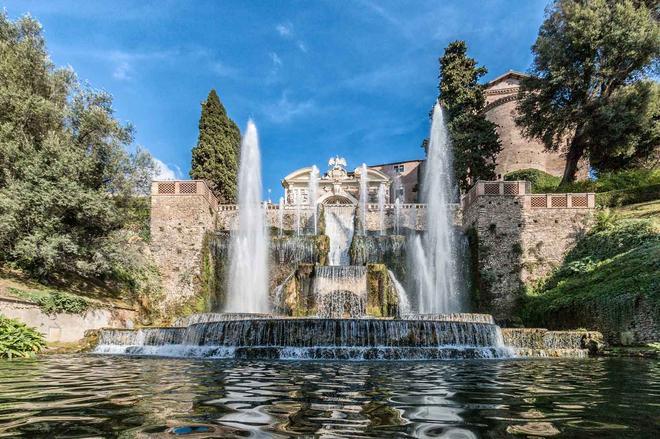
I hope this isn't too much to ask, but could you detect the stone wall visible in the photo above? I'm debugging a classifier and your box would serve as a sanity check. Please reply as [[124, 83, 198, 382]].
[[150, 181, 217, 313], [0, 296, 136, 343], [463, 192, 594, 322]]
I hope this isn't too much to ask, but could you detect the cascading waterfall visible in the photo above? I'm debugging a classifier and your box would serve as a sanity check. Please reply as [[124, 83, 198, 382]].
[[388, 270, 411, 315], [94, 317, 512, 360], [411, 103, 463, 314], [377, 184, 386, 235], [359, 163, 368, 235], [308, 165, 319, 235], [314, 266, 367, 319], [278, 197, 284, 237], [226, 120, 270, 313], [324, 206, 355, 265]]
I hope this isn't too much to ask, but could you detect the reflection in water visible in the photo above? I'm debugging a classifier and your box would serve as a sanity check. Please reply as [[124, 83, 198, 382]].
[[0, 356, 657, 437]]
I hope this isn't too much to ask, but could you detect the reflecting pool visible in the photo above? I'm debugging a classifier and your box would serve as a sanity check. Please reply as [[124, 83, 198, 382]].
[[0, 355, 657, 437]]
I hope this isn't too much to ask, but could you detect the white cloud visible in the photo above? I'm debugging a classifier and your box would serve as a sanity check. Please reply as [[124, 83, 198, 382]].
[[275, 22, 307, 53], [276, 22, 293, 37], [112, 60, 132, 80], [270, 52, 283, 67], [153, 158, 180, 180], [211, 61, 239, 78], [264, 92, 316, 123]]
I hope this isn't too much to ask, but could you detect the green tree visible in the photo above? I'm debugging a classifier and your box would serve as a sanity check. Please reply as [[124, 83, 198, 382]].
[[190, 89, 240, 203], [438, 41, 502, 192], [0, 13, 159, 303], [516, 0, 660, 185]]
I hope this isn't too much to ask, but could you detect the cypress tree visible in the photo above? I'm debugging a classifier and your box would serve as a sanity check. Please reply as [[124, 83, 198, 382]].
[[438, 41, 502, 192], [190, 89, 241, 203]]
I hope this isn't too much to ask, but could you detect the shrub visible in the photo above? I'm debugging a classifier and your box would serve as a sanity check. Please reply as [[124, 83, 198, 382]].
[[37, 291, 89, 314], [596, 183, 660, 207], [0, 316, 46, 359], [504, 168, 560, 193]]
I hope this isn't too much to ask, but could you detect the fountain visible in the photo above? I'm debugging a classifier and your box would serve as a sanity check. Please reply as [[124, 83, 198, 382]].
[[359, 163, 368, 235], [410, 103, 463, 314], [388, 270, 411, 314], [308, 165, 319, 235], [278, 197, 284, 237], [394, 197, 401, 235], [325, 205, 355, 266], [226, 120, 270, 313], [92, 126, 599, 361], [294, 190, 301, 236], [377, 183, 386, 235]]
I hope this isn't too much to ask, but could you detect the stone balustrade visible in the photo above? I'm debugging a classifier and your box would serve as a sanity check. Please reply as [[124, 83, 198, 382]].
[[462, 180, 595, 209], [152, 180, 218, 210]]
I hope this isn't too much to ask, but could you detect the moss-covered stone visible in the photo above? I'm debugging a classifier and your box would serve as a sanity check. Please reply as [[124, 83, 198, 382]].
[[366, 263, 399, 317]]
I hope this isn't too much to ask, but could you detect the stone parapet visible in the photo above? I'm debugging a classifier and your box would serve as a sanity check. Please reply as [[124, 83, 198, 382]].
[[462, 180, 595, 210]]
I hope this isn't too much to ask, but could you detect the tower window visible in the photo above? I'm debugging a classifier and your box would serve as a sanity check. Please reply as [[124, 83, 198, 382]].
[[393, 164, 405, 174]]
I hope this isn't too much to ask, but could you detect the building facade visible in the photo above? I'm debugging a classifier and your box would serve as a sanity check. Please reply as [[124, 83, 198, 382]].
[[483, 70, 586, 179], [368, 159, 422, 203], [281, 156, 391, 206]]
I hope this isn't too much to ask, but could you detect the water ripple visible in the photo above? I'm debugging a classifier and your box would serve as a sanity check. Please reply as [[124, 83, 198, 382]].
[[0, 356, 657, 437]]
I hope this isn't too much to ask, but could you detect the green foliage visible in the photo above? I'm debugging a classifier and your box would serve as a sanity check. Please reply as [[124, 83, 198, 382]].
[[438, 41, 502, 191], [37, 291, 89, 314], [190, 89, 241, 203], [0, 14, 160, 307], [8, 287, 90, 314], [0, 315, 45, 359], [516, 0, 660, 184], [596, 184, 660, 207], [505, 169, 561, 193], [522, 212, 659, 333]]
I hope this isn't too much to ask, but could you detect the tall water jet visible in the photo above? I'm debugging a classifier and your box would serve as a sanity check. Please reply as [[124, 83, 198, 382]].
[[411, 103, 462, 313], [278, 197, 284, 237], [359, 163, 368, 235], [393, 174, 403, 203], [226, 120, 270, 313], [394, 197, 401, 235], [294, 190, 301, 236], [308, 165, 319, 235], [377, 183, 386, 235]]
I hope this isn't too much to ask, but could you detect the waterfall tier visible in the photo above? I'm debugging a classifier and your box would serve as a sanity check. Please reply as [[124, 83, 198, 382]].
[[95, 316, 513, 360]]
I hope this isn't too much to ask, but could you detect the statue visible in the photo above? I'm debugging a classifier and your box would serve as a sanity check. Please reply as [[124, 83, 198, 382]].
[[328, 156, 347, 170]]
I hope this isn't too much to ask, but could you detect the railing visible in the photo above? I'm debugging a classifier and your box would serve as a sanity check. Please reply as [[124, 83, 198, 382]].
[[462, 180, 595, 209], [151, 180, 218, 210], [220, 203, 432, 211]]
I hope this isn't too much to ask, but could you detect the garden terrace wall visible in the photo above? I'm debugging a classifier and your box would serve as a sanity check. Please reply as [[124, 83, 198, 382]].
[[462, 181, 595, 322]]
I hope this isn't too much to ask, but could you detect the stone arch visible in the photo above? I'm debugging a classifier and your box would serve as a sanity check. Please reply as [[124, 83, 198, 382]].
[[318, 192, 358, 205]]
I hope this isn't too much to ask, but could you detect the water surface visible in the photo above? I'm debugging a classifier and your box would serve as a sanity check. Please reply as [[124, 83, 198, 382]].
[[0, 355, 657, 437]]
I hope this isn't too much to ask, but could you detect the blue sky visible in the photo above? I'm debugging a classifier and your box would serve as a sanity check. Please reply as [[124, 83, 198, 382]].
[[5, 0, 548, 199]]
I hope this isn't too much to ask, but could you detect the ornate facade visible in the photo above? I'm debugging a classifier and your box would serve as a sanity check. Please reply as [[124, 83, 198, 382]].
[[281, 156, 391, 206]]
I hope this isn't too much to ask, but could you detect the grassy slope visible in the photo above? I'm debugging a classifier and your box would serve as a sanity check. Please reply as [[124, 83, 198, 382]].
[[521, 200, 659, 338], [0, 269, 134, 310]]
